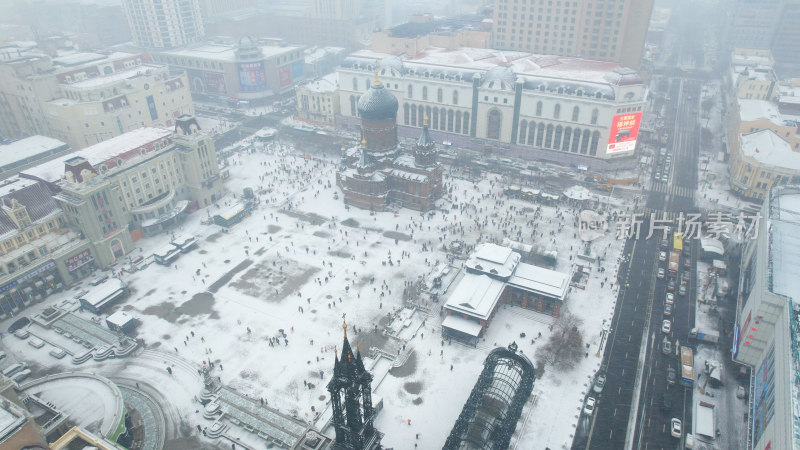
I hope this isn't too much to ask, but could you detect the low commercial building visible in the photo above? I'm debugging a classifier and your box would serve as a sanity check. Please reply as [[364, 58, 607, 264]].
[[78, 277, 128, 313], [0, 136, 70, 181], [728, 129, 800, 200], [442, 243, 570, 345], [154, 36, 305, 103], [0, 177, 94, 318], [337, 47, 647, 169], [295, 73, 339, 126], [105, 311, 136, 334], [22, 117, 222, 265], [733, 185, 800, 450], [729, 49, 778, 101]]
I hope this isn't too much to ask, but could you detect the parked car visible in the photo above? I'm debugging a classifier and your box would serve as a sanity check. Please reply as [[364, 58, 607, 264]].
[[593, 375, 606, 393], [12, 369, 31, 383], [27, 338, 44, 349], [667, 367, 677, 385], [665, 293, 674, 305], [662, 320, 671, 334], [584, 397, 596, 415], [2, 363, 26, 377], [671, 418, 682, 438], [13, 329, 29, 339], [664, 304, 672, 316], [49, 348, 67, 359], [657, 268, 665, 279]]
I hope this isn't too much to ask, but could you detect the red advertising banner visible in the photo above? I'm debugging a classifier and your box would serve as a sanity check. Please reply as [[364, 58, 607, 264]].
[[607, 111, 642, 154], [279, 65, 292, 88]]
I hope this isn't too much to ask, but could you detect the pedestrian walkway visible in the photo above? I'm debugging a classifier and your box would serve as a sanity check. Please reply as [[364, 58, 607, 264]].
[[648, 182, 695, 199]]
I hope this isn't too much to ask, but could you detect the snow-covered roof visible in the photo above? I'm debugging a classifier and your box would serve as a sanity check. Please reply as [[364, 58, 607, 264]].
[[739, 129, 800, 171], [695, 401, 715, 438], [0, 398, 26, 442], [465, 243, 521, 279], [79, 278, 126, 308], [304, 46, 346, 63], [700, 236, 724, 256], [171, 234, 197, 248], [21, 127, 172, 183], [301, 73, 338, 93], [154, 244, 180, 258], [67, 64, 164, 89], [507, 263, 569, 301], [768, 189, 800, 301], [442, 314, 483, 337], [106, 310, 135, 327], [444, 272, 507, 321], [345, 47, 641, 89], [0, 136, 68, 169], [738, 99, 792, 126], [161, 42, 301, 62], [389, 169, 428, 183]]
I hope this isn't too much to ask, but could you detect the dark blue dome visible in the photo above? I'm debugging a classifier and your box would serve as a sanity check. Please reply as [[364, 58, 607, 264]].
[[357, 80, 398, 121]]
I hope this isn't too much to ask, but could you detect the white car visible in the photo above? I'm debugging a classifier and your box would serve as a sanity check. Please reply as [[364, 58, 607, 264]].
[[659, 251, 667, 261], [593, 375, 606, 393], [584, 397, 596, 415], [662, 320, 671, 334], [666, 293, 674, 305], [28, 338, 45, 349], [13, 329, 29, 339], [671, 418, 682, 438], [657, 268, 665, 279]]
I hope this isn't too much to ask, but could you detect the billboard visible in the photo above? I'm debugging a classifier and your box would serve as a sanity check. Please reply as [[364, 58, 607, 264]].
[[291, 61, 303, 81], [238, 62, 267, 92], [752, 345, 775, 446], [65, 249, 93, 272], [189, 69, 227, 95], [278, 65, 292, 88], [607, 112, 642, 154]]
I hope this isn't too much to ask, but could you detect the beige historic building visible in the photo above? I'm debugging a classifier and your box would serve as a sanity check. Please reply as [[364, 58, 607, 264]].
[[295, 73, 339, 125], [371, 14, 491, 57], [729, 49, 778, 101], [728, 129, 800, 200], [491, 0, 654, 68]]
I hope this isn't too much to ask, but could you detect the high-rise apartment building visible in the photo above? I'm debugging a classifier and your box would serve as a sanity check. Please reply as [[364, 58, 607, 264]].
[[121, 0, 205, 49], [491, 0, 654, 69], [728, 0, 800, 79]]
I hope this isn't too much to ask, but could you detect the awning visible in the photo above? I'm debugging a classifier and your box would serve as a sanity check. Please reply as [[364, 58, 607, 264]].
[[442, 315, 483, 337]]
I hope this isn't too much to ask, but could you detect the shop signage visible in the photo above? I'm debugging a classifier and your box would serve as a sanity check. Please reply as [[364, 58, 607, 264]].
[[66, 249, 93, 272], [0, 261, 56, 294]]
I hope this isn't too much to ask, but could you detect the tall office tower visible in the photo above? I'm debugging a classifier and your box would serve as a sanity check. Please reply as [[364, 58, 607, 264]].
[[491, 0, 655, 69], [728, 0, 782, 50], [771, 0, 800, 78], [121, 0, 205, 49]]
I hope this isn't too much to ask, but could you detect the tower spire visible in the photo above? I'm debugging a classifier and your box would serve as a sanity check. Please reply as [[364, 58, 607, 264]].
[[342, 312, 347, 339], [374, 59, 381, 86]]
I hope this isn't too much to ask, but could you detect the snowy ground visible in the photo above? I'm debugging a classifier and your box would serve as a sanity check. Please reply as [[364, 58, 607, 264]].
[[0, 137, 630, 448]]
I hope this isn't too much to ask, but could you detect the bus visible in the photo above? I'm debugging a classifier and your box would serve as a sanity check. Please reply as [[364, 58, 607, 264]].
[[680, 346, 694, 387], [673, 232, 683, 252]]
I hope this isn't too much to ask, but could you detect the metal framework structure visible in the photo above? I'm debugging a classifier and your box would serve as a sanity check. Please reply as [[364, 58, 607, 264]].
[[443, 342, 536, 449], [327, 317, 382, 450]]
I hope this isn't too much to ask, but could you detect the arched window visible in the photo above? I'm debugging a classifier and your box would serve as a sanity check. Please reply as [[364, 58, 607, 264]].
[[408, 84, 413, 99], [411, 104, 417, 126], [581, 129, 591, 154], [437, 88, 443, 103], [536, 101, 543, 116], [519, 120, 528, 144], [590, 131, 600, 156], [527, 121, 536, 145], [403, 104, 410, 125], [554, 125, 563, 149], [463, 112, 470, 135], [423, 86, 428, 101], [352, 78, 357, 91], [536, 123, 545, 146], [453, 90, 459, 105], [425, 106, 432, 124], [350, 96, 357, 116], [572, 106, 580, 122], [572, 128, 581, 152], [418, 105, 424, 126], [487, 109, 502, 139], [447, 109, 454, 132], [455, 111, 462, 133], [432, 108, 439, 130], [562, 127, 572, 151], [591, 108, 599, 125], [440, 107, 446, 130], [554, 104, 561, 120], [545, 124, 554, 148]]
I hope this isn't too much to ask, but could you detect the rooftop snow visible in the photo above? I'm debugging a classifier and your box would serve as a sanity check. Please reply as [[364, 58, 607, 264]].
[[441, 315, 483, 337], [52, 51, 136, 69], [738, 99, 792, 126], [769, 190, 800, 300], [67, 64, 164, 89], [79, 278, 126, 308], [161, 43, 301, 62], [21, 127, 172, 183], [465, 243, 521, 279], [0, 400, 25, 441], [0, 136, 68, 169], [303, 73, 338, 93], [740, 129, 800, 171], [106, 310, 134, 327], [444, 272, 506, 320], [348, 47, 638, 86], [507, 263, 570, 301]]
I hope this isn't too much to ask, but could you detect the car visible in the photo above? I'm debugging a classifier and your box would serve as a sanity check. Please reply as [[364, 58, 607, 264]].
[[661, 174, 669, 183], [684, 258, 691, 268], [583, 397, 596, 415], [13, 329, 29, 339], [2, 363, 26, 377], [664, 304, 672, 316], [593, 375, 606, 393], [27, 337, 44, 349], [665, 293, 674, 305], [671, 418, 682, 438], [660, 239, 668, 249], [667, 367, 677, 385], [661, 393, 673, 412], [662, 339, 672, 355], [662, 320, 671, 333], [12, 369, 31, 383], [737, 385, 747, 399], [657, 268, 665, 279], [659, 251, 667, 261], [49, 348, 67, 359], [682, 271, 691, 281], [667, 280, 676, 291], [678, 284, 687, 296]]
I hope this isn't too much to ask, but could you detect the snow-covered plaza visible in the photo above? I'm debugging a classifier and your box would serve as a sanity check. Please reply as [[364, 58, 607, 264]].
[[1, 137, 631, 449]]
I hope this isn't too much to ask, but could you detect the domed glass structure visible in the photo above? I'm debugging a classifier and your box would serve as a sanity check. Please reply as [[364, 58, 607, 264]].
[[357, 78, 399, 121]]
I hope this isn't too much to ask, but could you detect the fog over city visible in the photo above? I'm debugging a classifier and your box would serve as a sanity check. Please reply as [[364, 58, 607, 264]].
[[0, 0, 797, 449]]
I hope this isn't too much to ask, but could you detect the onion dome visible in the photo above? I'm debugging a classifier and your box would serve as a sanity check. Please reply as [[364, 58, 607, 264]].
[[357, 75, 399, 121]]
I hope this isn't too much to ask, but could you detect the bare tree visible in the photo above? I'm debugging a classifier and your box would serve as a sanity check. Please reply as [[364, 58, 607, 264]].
[[536, 313, 585, 372]]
